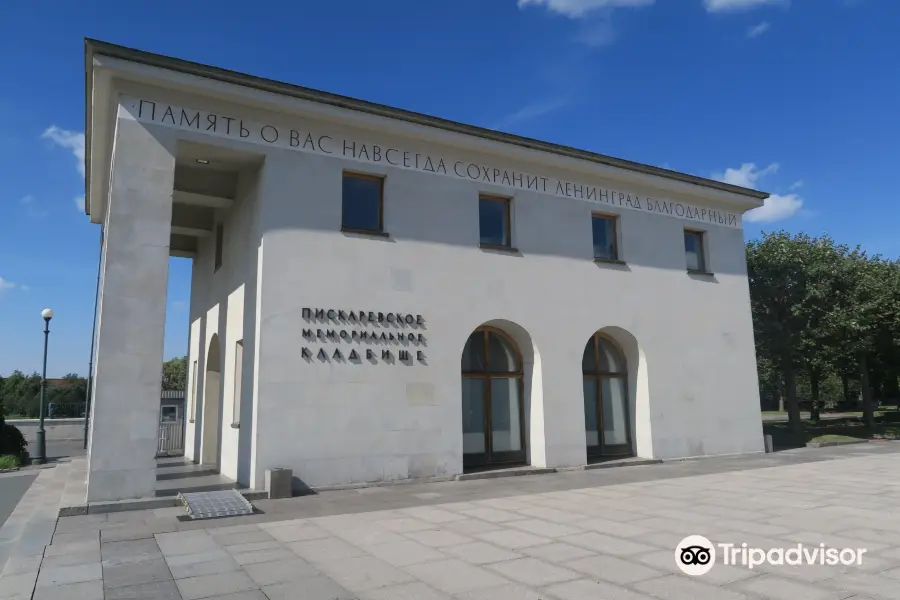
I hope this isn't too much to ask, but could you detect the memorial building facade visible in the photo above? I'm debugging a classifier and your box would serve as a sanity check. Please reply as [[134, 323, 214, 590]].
[[83, 39, 767, 501]]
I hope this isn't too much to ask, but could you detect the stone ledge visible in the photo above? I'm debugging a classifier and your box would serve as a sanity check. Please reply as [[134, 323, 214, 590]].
[[806, 439, 870, 449], [456, 467, 556, 481], [660, 450, 766, 463], [307, 475, 457, 493], [59, 489, 268, 517], [583, 458, 662, 470]]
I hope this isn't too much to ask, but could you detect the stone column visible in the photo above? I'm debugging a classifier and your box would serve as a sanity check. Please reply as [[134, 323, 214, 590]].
[[86, 116, 175, 502]]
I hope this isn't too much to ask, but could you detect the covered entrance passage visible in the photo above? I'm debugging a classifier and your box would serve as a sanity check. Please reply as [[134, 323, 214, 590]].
[[461, 327, 526, 470], [583, 332, 632, 459]]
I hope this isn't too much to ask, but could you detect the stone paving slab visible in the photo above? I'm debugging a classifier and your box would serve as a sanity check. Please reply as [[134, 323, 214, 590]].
[[9, 445, 900, 598]]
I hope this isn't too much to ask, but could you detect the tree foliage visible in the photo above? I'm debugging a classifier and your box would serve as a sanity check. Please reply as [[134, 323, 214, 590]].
[[748, 231, 900, 432], [0, 371, 87, 418], [162, 356, 188, 392]]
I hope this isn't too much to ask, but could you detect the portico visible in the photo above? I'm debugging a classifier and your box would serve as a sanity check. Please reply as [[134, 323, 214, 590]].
[[83, 39, 768, 502]]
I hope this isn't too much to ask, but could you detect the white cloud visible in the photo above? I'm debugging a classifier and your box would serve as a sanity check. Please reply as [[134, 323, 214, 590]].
[[704, 0, 787, 12], [789, 180, 803, 190], [74, 195, 85, 212], [19, 195, 48, 218], [744, 193, 803, 222], [575, 17, 618, 46], [713, 161, 803, 222], [713, 162, 779, 189], [746, 21, 770, 38], [493, 96, 572, 129], [0, 277, 19, 292], [41, 126, 85, 179], [517, 0, 654, 18]]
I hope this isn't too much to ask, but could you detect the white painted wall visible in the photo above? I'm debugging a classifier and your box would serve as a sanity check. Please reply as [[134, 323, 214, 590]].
[[184, 315, 201, 462], [86, 117, 175, 502], [185, 165, 260, 482], [119, 87, 763, 492], [242, 122, 763, 490]]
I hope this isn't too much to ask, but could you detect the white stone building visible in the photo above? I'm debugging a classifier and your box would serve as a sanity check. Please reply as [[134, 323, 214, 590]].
[[84, 39, 767, 502]]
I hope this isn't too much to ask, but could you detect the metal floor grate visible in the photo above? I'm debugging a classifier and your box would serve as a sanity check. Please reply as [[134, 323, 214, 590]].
[[177, 489, 254, 520]]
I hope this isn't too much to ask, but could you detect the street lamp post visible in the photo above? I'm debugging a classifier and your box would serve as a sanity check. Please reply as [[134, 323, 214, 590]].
[[32, 308, 53, 465]]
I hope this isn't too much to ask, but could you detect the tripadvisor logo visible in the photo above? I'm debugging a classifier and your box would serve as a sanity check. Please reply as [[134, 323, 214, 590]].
[[675, 536, 867, 575], [675, 535, 716, 576]]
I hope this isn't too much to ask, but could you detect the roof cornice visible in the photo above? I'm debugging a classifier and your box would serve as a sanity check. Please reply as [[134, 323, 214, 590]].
[[83, 38, 768, 216]]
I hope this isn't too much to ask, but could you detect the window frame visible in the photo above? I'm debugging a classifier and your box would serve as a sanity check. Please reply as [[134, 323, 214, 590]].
[[478, 194, 513, 250], [341, 171, 386, 236], [591, 212, 621, 263], [461, 326, 527, 470], [582, 332, 632, 459], [684, 228, 708, 274], [214, 223, 224, 272]]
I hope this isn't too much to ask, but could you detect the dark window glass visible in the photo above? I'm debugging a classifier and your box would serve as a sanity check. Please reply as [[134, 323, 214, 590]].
[[461, 332, 487, 372], [214, 223, 224, 272], [161, 406, 177, 423], [479, 196, 510, 247], [342, 173, 383, 232], [486, 332, 520, 373], [592, 215, 617, 260], [684, 230, 705, 272], [582, 341, 595, 373], [583, 335, 626, 375], [461, 378, 485, 435]]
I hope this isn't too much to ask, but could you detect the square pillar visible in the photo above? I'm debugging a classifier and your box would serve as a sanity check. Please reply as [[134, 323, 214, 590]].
[[86, 117, 175, 502]]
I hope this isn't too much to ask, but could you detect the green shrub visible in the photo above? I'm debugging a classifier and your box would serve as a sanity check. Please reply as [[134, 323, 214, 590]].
[[0, 423, 28, 464], [0, 455, 20, 470]]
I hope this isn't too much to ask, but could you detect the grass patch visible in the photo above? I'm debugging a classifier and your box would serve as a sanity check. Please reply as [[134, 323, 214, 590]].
[[763, 417, 900, 450], [0, 455, 21, 470], [809, 434, 860, 444]]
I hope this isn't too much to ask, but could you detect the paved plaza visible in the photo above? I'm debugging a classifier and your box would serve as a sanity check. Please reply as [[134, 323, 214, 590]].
[[4, 445, 900, 599]]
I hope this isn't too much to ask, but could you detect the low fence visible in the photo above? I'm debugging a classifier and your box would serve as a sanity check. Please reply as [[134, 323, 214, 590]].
[[5, 402, 86, 420], [6, 418, 86, 444], [6, 394, 186, 454]]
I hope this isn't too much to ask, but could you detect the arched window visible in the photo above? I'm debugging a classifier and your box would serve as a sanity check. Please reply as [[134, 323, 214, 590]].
[[582, 333, 631, 458], [461, 327, 526, 469]]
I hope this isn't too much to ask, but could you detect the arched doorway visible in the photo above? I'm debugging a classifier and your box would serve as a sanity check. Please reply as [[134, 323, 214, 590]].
[[201, 334, 221, 466], [583, 332, 632, 459], [461, 327, 526, 470]]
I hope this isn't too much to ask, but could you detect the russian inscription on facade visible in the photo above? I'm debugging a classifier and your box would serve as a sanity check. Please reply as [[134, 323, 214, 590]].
[[125, 97, 741, 229], [300, 308, 426, 365]]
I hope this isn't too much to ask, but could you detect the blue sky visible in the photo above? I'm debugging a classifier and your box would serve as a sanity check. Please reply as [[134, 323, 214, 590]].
[[1, 0, 897, 376]]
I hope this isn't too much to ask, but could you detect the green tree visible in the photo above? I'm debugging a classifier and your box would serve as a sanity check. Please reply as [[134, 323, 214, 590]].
[[162, 356, 188, 392], [831, 252, 895, 428], [793, 236, 846, 421], [747, 232, 817, 434], [747, 232, 857, 432]]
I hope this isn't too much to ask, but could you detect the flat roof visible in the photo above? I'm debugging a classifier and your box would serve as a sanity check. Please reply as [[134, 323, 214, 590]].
[[84, 38, 768, 204]]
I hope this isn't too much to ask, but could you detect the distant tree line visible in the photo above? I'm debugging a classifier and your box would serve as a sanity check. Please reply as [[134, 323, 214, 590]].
[[0, 372, 87, 418], [748, 231, 900, 433], [0, 356, 188, 420]]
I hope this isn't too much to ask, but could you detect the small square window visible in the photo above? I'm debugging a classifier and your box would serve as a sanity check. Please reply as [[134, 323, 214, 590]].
[[684, 230, 707, 272], [160, 406, 177, 423], [214, 223, 224, 272], [342, 172, 384, 233], [592, 214, 619, 261], [479, 195, 511, 247]]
